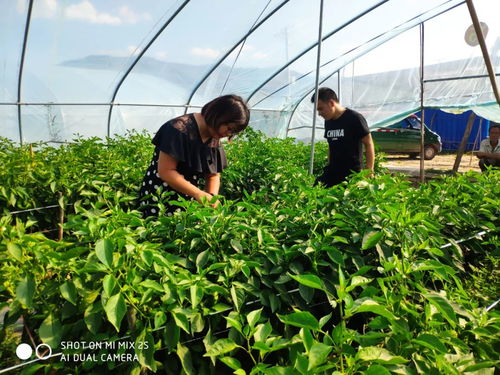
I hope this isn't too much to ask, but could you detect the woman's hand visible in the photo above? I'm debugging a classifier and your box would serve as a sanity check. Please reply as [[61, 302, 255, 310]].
[[195, 190, 213, 203], [195, 191, 222, 208]]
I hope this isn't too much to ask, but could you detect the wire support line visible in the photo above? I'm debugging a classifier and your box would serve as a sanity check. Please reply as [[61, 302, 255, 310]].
[[439, 229, 491, 249], [0, 226, 495, 373], [424, 73, 500, 83], [219, 0, 273, 96], [0, 102, 203, 108], [486, 299, 499, 312], [0, 353, 63, 374], [8, 204, 74, 215]]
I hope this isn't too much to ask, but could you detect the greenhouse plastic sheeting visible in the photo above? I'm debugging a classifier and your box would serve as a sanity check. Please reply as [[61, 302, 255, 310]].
[[1, 0, 498, 143]]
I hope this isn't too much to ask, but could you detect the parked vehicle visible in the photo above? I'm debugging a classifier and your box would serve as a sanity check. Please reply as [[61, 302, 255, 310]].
[[370, 115, 442, 160]]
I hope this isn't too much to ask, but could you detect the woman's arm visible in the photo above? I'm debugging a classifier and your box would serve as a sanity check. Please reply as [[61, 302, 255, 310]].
[[205, 173, 220, 195], [157, 151, 212, 203]]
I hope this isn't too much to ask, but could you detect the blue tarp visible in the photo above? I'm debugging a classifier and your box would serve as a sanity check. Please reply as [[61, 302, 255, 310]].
[[416, 109, 491, 151]]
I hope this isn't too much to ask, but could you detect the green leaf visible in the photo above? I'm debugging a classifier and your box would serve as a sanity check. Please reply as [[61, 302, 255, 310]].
[[177, 343, 196, 375], [102, 274, 117, 297], [190, 284, 204, 309], [299, 283, 315, 304], [423, 292, 457, 327], [196, 250, 210, 269], [60, 281, 78, 306], [204, 338, 239, 357], [140, 279, 164, 292], [7, 242, 23, 262], [278, 311, 319, 331], [230, 239, 243, 253], [104, 293, 127, 332], [231, 284, 245, 312], [300, 328, 313, 353], [289, 274, 323, 290], [307, 343, 332, 370], [154, 311, 167, 329], [254, 322, 273, 343], [362, 230, 383, 250], [172, 311, 190, 334], [39, 314, 62, 348], [463, 361, 498, 372], [16, 275, 35, 308], [84, 303, 102, 334], [164, 320, 180, 352], [365, 364, 391, 375], [356, 347, 408, 364], [219, 356, 242, 371], [95, 239, 113, 268], [346, 276, 372, 292], [225, 312, 243, 334], [140, 250, 153, 267], [349, 299, 396, 321], [257, 229, 263, 245], [246, 308, 262, 328], [135, 328, 156, 371], [319, 313, 332, 329], [338, 266, 346, 290], [263, 367, 294, 375], [412, 333, 447, 353], [325, 246, 344, 266]]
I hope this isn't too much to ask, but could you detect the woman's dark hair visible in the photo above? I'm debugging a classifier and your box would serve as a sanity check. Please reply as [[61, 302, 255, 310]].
[[310, 87, 339, 103], [202, 95, 250, 133]]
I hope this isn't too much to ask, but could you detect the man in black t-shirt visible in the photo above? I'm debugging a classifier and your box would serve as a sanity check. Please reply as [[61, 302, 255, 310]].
[[311, 87, 375, 187]]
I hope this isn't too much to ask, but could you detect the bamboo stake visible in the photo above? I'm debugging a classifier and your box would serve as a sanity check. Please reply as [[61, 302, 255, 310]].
[[453, 112, 476, 172], [58, 192, 64, 241]]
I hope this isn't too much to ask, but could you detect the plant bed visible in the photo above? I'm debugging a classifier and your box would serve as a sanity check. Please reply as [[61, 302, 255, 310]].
[[1, 130, 499, 374]]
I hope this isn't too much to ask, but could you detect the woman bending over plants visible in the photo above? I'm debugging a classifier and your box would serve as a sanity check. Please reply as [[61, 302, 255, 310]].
[[138, 95, 250, 217]]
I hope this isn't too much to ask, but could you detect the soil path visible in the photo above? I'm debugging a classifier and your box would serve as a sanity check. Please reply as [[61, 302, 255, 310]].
[[382, 152, 481, 174]]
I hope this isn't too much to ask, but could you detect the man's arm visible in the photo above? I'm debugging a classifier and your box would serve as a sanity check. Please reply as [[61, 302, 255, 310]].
[[476, 151, 500, 160], [361, 133, 375, 175]]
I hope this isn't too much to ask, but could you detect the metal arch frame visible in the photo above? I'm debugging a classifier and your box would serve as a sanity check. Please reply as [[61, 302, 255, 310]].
[[465, 0, 500, 105], [284, 70, 339, 136], [282, 0, 467, 136], [17, 0, 34, 145], [106, 0, 190, 137], [182, 0, 290, 114], [255, 0, 466, 110], [245, 0, 390, 106], [308, 0, 324, 174]]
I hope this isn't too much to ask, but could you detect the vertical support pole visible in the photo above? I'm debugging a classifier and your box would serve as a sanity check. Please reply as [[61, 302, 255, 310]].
[[465, 0, 500, 105], [419, 23, 426, 183], [18, 0, 34, 146], [337, 70, 341, 102], [309, 0, 324, 175]]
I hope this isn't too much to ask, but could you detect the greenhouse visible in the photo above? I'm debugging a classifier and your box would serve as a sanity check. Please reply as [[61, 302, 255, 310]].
[[1, 0, 499, 374]]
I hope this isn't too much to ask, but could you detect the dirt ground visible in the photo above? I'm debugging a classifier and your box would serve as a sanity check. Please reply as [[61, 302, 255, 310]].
[[381, 152, 482, 175]]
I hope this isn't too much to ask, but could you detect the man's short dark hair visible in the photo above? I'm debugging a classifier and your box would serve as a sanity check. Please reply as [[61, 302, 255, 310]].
[[489, 123, 500, 133], [311, 87, 339, 103]]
